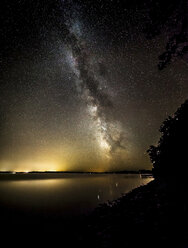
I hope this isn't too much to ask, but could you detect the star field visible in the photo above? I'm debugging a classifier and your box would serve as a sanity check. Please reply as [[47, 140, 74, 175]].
[[0, 0, 188, 172]]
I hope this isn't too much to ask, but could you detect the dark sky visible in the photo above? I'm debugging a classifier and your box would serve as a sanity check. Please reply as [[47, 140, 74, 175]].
[[0, 0, 188, 172]]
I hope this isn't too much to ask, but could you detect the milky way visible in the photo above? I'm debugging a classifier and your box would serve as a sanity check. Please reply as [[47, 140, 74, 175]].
[[64, 19, 127, 160], [0, 1, 188, 171]]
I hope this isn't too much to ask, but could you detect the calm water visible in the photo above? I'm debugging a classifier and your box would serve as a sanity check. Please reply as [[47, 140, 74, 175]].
[[0, 173, 152, 232]]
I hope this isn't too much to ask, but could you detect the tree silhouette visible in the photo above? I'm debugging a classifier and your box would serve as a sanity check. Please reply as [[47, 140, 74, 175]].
[[157, 0, 188, 69], [147, 100, 188, 179], [139, 0, 188, 69]]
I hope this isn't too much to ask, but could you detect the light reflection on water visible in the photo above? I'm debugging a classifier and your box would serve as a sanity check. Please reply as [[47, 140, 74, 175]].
[[0, 174, 152, 217]]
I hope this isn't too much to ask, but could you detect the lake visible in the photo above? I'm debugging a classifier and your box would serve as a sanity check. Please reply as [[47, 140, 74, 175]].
[[0, 173, 152, 233]]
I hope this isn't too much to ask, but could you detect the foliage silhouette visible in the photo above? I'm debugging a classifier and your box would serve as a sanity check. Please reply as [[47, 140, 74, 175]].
[[148, 99, 188, 179], [138, 0, 188, 69]]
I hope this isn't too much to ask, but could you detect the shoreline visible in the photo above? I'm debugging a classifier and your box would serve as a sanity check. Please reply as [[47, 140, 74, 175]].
[[0, 171, 152, 180], [0, 173, 187, 247], [77, 179, 188, 247]]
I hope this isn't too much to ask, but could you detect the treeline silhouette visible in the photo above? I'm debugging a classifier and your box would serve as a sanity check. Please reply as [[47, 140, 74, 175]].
[[147, 99, 188, 245], [147, 99, 188, 181]]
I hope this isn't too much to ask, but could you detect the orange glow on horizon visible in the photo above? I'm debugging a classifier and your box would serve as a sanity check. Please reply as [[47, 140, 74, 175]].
[[0, 159, 66, 173]]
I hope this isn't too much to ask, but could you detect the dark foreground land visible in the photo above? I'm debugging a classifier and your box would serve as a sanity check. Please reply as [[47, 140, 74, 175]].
[[0, 178, 187, 248], [76, 179, 188, 248]]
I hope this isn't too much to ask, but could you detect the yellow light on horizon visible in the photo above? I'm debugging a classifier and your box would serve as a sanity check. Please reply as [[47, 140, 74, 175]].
[[0, 159, 66, 173]]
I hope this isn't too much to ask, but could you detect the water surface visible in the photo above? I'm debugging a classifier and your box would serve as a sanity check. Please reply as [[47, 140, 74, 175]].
[[0, 173, 152, 232]]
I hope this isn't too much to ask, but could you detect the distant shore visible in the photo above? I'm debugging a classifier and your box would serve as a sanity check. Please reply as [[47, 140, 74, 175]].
[[0, 170, 152, 174], [0, 170, 152, 180]]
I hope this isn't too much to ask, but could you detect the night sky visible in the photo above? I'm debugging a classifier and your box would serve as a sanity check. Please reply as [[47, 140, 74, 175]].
[[1, 0, 188, 172]]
